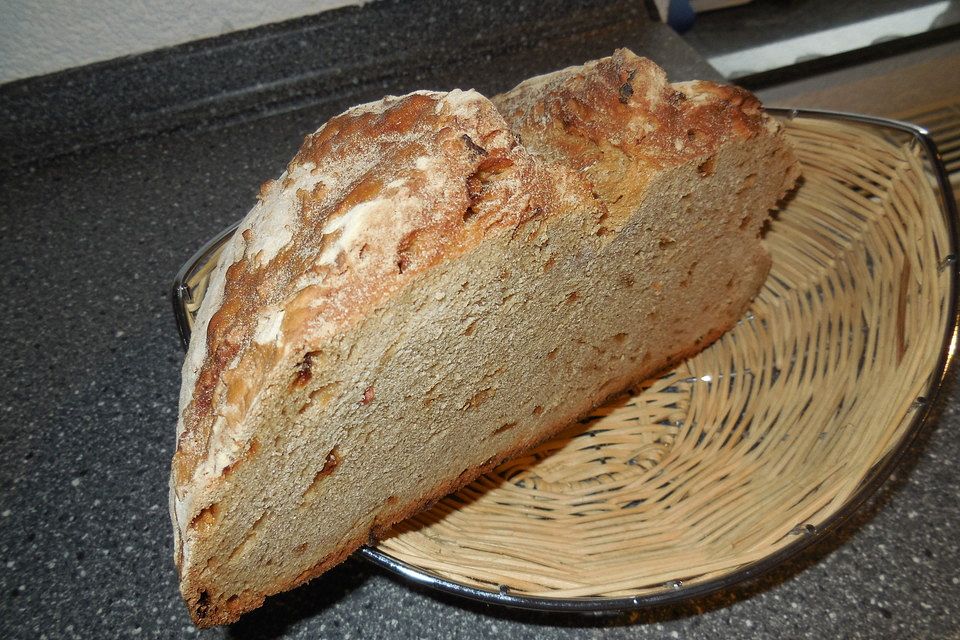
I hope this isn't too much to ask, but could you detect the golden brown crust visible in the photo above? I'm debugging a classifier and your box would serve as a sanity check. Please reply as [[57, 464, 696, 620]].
[[493, 49, 772, 224], [493, 49, 765, 169]]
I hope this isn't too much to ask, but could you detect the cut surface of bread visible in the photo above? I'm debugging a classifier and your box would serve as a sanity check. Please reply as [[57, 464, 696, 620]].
[[170, 49, 800, 626]]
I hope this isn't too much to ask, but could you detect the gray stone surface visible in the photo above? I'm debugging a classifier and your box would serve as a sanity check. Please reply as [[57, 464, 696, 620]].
[[0, 4, 958, 639], [0, 0, 719, 170]]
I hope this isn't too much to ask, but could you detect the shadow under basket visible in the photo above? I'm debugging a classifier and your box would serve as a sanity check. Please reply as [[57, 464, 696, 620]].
[[172, 109, 960, 611]]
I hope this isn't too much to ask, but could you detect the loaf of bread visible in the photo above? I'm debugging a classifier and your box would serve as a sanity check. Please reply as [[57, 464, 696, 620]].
[[170, 49, 800, 626]]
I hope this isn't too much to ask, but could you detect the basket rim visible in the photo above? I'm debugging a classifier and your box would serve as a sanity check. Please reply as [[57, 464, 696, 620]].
[[170, 107, 960, 613]]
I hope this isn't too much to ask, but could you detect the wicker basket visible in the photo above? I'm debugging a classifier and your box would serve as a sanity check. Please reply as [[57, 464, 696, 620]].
[[172, 109, 959, 610]]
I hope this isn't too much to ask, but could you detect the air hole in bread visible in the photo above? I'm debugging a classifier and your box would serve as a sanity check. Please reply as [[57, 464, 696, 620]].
[[222, 438, 261, 477], [659, 237, 675, 249], [726, 276, 736, 289], [532, 405, 544, 416], [543, 256, 556, 272], [376, 339, 400, 369], [737, 173, 757, 194], [546, 347, 559, 361], [461, 133, 488, 156], [463, 319, 479, 336], [293, 543, 308, 555], [466, 156, 514, 207], [300, 382, 340, 414], [739, 215, 752, 230], [759, 217, 772, 238], [697, 155, 716, 177], [190, 504, 220, 533], [303, 447, 341, 498], [224, 511, 269, 565], [565, 291, 580, 304], [291, 351, 321, 389], [493, 422, 518, 435], [612, 332, 628, 344], [386, 495, 398, 505], [195, 590, 211, 620], [462, 388, 494, 410], [463, 206, 478, 222], [395, 226, 440, 275]]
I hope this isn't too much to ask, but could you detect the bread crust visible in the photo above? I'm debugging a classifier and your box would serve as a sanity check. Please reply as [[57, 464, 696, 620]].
[[493, 49, 783, 229], [493, 50, 768, 164]]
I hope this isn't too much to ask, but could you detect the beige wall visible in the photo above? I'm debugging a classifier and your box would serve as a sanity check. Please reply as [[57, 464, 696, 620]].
[[0, 0, 362, 85]]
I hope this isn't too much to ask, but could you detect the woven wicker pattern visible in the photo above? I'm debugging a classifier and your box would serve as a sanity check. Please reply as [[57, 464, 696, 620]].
[[177, 114, 953, 602], [373, 116, 954, 597]]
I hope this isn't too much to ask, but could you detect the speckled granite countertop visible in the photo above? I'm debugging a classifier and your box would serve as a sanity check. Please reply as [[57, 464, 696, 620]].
[[1, 1, 958, 638]]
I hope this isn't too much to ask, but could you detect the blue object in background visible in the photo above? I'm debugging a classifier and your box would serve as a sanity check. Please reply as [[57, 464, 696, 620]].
[[667, 0, 697, 33]]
